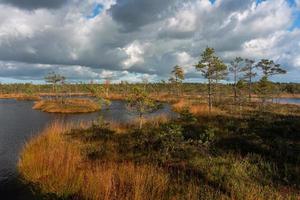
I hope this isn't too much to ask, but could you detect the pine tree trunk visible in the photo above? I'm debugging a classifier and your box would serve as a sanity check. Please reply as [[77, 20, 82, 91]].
[[234, 70, 237, 105], [139, 114, 143, 129], [249, 69, 252, 102], [208, 79, 212, 112]]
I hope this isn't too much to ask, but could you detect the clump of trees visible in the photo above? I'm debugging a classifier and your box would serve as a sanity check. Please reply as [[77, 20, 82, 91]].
[[255, 59, 286, 105], [45, 71, 65, 100], [195, 47, 227, 112], [85, 83, 111, 109], [193, 47, 287, 112]]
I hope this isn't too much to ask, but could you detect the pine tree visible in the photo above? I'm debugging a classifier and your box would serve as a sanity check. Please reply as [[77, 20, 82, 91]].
[[195, 47, 227, 112]]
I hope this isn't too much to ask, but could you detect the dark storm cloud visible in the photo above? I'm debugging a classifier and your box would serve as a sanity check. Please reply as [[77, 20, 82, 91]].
[[109, 0, 178, 31], [0, 62, 52, 80], [0, 0, 298, 82], [218, 0, 254, 12], [0, 0, 68, 10]]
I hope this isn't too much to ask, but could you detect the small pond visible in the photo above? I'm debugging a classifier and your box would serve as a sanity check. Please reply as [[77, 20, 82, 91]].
[[0, 99, 175, 199]]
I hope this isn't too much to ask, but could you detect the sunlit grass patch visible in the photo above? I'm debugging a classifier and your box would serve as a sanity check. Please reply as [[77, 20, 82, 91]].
[[18, 122, 170, 200], [172, 99, 224, 115], [33, 98, 100, 113], [0, 93, 41, 101], [18, 122, 84, 197]]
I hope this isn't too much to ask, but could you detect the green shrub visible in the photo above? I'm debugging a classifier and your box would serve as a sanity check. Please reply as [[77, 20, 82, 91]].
[[179, 108, 197, 124]]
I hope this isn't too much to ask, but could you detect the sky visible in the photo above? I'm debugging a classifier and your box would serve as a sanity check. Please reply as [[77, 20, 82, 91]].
[[0, 0, 300, 83]]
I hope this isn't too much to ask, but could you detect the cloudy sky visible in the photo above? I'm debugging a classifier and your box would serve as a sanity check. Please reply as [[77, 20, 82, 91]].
[[0, 0, 299, 83]]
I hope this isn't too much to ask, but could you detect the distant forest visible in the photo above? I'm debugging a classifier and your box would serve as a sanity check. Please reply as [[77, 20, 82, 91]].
[[0, 82, 299, 95]]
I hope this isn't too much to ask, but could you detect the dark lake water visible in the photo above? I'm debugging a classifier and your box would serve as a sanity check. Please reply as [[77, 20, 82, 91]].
[[0, 99, 175, 199], [274, 98, 300, 104]]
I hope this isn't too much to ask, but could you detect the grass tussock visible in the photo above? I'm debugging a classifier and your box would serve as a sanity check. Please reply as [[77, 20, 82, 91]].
[[18, 122, 170, 200], [81, 163, 169, 200], [172, 99, 224, 115], [33, 98, 100, 113], [18, 122, 84, 197]]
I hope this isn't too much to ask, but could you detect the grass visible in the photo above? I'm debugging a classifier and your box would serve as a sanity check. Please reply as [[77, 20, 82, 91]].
[[33, 98, 100, 113], [18, 101, 300, 199], [18, 122, 187, 200], [189, 154, 289, 200], [0, 93, 41, 101], [172, 98, 224, 116], [16, 88, 300, 200], [18, 122, 83, 197]]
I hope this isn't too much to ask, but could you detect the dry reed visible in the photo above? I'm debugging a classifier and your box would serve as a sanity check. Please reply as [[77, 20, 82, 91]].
[[33, 98, 100, 113], [172, 99, 224, 115], [18, 122, 170, 200]]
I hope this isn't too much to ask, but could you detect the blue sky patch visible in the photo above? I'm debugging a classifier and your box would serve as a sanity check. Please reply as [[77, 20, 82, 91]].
[[288, 0, 300, 30], [87, 3, 103, 19], [289, 12, 300, 30], [286, 0, 297, 7]]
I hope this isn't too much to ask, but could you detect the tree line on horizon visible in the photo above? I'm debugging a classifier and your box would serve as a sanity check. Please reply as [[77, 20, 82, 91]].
[[0, 46, 296, 113]]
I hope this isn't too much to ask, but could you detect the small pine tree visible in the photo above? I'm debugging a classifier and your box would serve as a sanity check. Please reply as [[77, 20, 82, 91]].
[[44, 71, 65, 100], [195, 47, 227, 112], [170, 65, 185, 96], [229, 57, 244, 104], [127, 86, 158, 129], [242, 59, 256, 102], [255, 59, 286, 107]]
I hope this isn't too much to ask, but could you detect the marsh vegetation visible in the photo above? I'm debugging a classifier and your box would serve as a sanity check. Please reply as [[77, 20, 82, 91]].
[[0, 47, 299, 199], [18, 101, 300, 199], [33, 99, 101, 113]]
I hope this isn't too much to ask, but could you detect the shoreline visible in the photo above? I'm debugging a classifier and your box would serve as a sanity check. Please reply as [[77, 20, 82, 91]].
[[1, 92, 300, 99], [33, 99, 101, 114]]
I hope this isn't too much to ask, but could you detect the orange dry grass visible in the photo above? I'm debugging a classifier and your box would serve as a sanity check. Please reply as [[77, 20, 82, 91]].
[[172, 99, 224, 115], [131, 114, 171, 128], [144, 114, 171, 127], [0, 93, 25, 99], [189, 104, 224, 115], [33, 98, 100, 113], [172, 99, 189, 112], [82, 163, 168, 200], [18, 122, 84, 197], [18, 122, 170, 200], [106, 93, 125, 100], [0, 93, 40, 100]]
